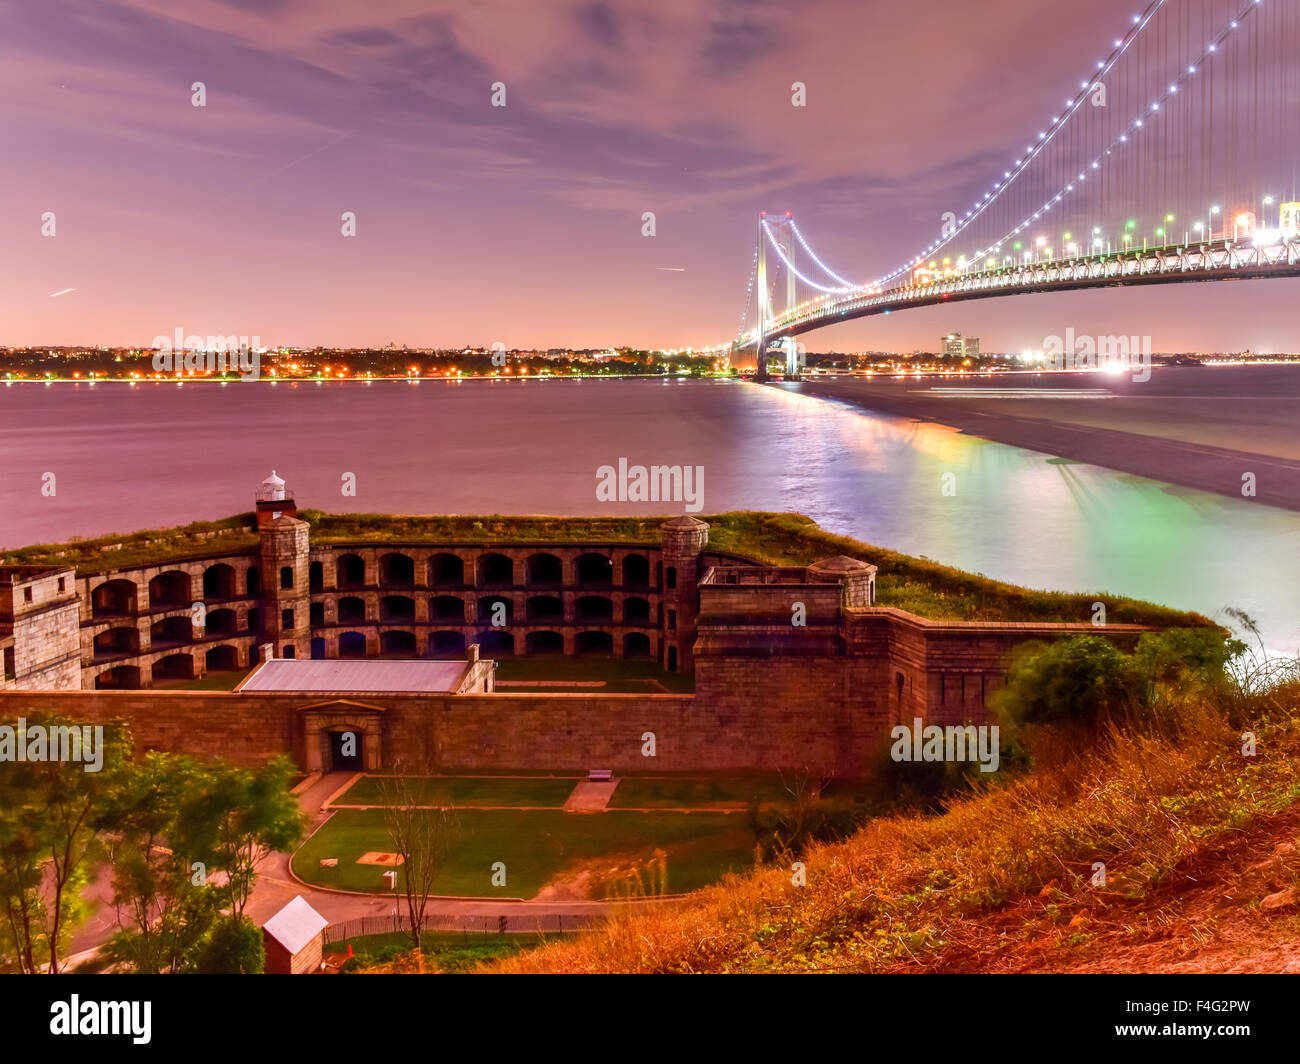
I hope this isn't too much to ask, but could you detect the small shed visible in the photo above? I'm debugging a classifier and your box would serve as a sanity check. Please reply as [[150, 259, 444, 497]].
[[262, 895, 329, 975]]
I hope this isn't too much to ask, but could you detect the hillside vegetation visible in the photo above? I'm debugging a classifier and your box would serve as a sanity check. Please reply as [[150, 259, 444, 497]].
[[492, 662, 1300, 974]]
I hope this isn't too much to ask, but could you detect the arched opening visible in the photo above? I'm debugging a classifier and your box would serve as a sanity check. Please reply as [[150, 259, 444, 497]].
[[148, 571, 190, 610], [327, 729, 364, 773], [337, 597, 366, 624], [380, 595, 415, 623], [575, 631, 614, 656], [338, 631, 367, 658], [202, 564, 236, 600], [93, 627, 139, 659], [91, 579, 138, 619], [309, 602, 324, 626], [205, 608, 238, 636], [477, 630, 515, 656], [525, 630, 564, 656], [279, 566, 294, 590], [95, 665, 141, 690], [205, 645, 239, 670], [429, 596, 465, 622], [246, 566, 261, 596], [379, 552, 415, 588], [152, 653, 194, 681], [380, 630, 417, 656], [429, 631, 466, 656], [623, 597, 651, 624], [525, 595, 564, 623], [477, 553, 513, 588], [666, 566, 677, 589], [309, 561, 324, 592], [150, 616, 192, 647], [576, 553, 613, 587], [525, 553, 563, 586], [623, 632, 651, 660], [477, 596, 513, 625], [622, 553, 650, 587], [336, 554, 365, 589], [668, 645, 678, 671], [575, 596, 613, 622], [429, 554, 465, 588], [311, 637, 326, 660]]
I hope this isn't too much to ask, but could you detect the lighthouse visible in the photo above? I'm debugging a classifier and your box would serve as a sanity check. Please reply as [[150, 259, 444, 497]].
[[255, 470, 298, 527], [255, 472, 310, 660]]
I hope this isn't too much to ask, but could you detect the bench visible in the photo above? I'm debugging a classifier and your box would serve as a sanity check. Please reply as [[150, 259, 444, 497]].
[[588, 769, 613, 783]]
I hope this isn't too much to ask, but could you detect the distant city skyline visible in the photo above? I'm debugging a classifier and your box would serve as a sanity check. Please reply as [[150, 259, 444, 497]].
[[6, 0, 1299, 353]]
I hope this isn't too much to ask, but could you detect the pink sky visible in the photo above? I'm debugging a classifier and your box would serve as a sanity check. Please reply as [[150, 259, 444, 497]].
[[3, 0, 1297, 354]]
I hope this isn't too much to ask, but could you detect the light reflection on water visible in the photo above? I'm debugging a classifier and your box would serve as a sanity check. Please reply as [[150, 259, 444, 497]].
[[1, 377, 1296, 652]]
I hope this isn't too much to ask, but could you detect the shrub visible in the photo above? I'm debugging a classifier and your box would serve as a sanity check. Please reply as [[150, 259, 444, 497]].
[[194, 916, 264, 974]]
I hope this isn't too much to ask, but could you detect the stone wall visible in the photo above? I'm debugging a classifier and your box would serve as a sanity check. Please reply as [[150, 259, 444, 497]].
[[0, 689, 851, 775], [0, 567, 82, 691]]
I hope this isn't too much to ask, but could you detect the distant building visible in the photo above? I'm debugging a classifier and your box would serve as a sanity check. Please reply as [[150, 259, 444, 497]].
[[942, 333, 979, 359]]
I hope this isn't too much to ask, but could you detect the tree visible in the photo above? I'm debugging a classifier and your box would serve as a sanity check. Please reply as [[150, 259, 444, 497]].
[[176, 756, 305, 918], [0, 817, 45, 973], [98, 752, 218, 973], [377, 764, 461, 962], [0, 715, 131, 973]]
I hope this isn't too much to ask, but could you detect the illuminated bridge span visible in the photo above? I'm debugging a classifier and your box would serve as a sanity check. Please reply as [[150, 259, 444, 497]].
[[731, 0, 1300, 377]]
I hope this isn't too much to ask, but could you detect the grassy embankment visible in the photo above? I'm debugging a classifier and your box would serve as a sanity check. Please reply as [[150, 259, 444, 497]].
[[0, 510, 1208, 626], [489, 681, 1300, 973]]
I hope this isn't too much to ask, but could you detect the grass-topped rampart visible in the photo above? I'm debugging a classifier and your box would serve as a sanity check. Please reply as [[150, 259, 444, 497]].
[[1, 510, 1209, 626]]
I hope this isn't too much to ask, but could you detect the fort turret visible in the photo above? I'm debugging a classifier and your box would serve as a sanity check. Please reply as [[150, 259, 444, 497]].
[[256, 473, 310, 660], [659, 516, 709, 672]]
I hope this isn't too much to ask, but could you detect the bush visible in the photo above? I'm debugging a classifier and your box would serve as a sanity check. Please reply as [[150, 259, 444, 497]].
[[748, 797, 868, 862], [993, 629, 1242, 737], [194, 916, 264, 974]]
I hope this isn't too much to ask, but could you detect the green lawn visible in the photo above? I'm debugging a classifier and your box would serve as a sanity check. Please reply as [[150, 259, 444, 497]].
[[154, 668, 249, 691], [293, 808, 753, 898], [333, 931, 549, 973], [607, 776, 796, 808], [335, 774, 579, 807]]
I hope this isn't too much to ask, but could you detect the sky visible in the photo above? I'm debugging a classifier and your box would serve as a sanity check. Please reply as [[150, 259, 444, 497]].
[[3, 0, 1298, 354]]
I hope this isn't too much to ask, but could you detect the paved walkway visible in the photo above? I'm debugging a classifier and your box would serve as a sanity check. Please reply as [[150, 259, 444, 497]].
[[562, 780, 620, 812]]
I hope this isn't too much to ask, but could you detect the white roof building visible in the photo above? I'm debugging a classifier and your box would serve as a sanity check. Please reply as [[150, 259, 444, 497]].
[[262, 895, 328, 958], [236, 657, 487, 694]]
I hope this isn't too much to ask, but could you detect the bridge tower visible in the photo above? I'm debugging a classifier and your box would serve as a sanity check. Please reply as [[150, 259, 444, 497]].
[[755, 212, 799, 382]]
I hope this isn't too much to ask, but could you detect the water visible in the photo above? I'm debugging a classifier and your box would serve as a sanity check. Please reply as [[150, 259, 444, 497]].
[[2, 376, 1297, 652]]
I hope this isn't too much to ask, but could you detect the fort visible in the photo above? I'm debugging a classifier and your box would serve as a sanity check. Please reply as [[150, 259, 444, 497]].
[[0, 474, 1181, 778]]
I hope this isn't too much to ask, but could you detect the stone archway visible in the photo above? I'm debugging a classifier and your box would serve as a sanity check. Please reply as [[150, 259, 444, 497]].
[[297, 700, 386, 772]]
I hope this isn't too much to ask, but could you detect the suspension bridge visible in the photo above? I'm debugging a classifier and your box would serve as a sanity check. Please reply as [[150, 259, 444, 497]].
[[731, 0, 1300, 378]]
